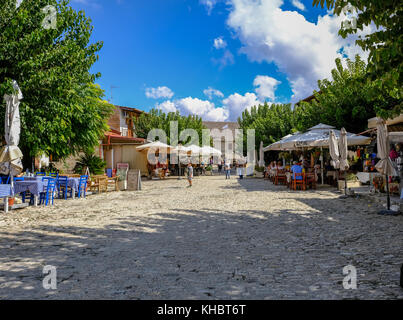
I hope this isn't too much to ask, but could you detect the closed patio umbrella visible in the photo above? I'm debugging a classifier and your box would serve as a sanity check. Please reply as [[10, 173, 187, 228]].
[[339, 128, 350, 197], [259, 141, 265, 167], [375, 119, 398, 215], [0, 80, 24, 188], [329, 130, 340, 169]]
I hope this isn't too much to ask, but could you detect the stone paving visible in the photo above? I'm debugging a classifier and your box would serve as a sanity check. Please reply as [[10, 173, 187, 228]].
[[0, 176, 402, 299]]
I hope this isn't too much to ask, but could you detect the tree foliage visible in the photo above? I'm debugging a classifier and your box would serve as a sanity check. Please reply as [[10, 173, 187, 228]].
[[239, 55, 394, 150], [294, 55, 392, 133], [313, 0, 403, 118], [238, 102, 296, 151], [134, 109, 206, 145], [0, 0, 113, 160]]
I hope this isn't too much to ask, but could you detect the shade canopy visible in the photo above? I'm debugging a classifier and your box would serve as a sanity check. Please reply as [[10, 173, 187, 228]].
[[136, 141, 173, 153], [0, 81, 23, 176], [199, 145, 222, 156], [375, 119, 397, 176], [264, 123, 371, 151]]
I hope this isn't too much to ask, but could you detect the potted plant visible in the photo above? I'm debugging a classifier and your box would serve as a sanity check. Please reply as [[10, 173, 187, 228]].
[[8, 197, 15, 206], [74, 153, 106, 175], [205, 165, 213, 176], [254, 165, 265, 178]]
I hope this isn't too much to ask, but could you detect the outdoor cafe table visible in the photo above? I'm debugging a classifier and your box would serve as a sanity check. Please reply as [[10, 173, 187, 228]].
[[14, 176, 81, 203], [0, 184, 13, 213], [14, 177, 46, 206]]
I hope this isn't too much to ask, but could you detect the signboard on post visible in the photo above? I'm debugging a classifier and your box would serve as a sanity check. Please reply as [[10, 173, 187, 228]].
[[127, 169, 142, 191]]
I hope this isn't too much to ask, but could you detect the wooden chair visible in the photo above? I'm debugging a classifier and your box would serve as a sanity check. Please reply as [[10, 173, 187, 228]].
[[306, 173, 316, 189], [292, 173, 306, 191], [89, 175, 108, 193], [275, 170, 287, 185], [107, 176, 119, 191]]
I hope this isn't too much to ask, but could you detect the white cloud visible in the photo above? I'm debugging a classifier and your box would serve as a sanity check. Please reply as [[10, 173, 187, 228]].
[[291, 0, 306, 11], [157, 91, 263, 122], [204, 87, 224, 100], [145, 86, 174, 99], [212, 50, 235, 68], [222, 92, 262, 121], [200, 0, 218, 15], [205, 107, 229, 121], [156, 100, 177, 113], [226, 0, 372, 102], [157, 97, 228, 121], [213, 37, 227, 49], [253, 75, 281, 101]]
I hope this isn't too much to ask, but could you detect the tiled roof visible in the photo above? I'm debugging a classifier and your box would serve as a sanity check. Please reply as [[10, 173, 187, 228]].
[[105, 131, 145, 143], [114, 105, 145, 114]]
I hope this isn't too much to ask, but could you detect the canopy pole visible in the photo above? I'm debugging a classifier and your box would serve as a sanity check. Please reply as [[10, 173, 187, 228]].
[[386, 175, 391, 210], [320, 147, 324, 185]]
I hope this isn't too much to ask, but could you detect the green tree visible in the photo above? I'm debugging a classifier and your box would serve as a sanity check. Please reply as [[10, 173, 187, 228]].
[[313, 0, 403, 118], [294, 55, 395, 133], [0, 0, 113, 161], [238, 102, 297, 153], [134, 108, 206, 145]]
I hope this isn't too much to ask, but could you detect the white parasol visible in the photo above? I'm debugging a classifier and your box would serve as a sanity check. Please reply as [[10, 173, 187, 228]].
[[258, 141, 265, 167], [329, 130, 340, 169], [0, 80, 24, 180]]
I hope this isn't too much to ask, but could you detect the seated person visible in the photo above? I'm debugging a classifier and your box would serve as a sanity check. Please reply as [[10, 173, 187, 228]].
[[276, 161, 284, 171], [291, 161, 303, 180]]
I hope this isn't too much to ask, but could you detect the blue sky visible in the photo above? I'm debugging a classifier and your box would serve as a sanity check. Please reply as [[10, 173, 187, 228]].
[[70, 0, 369, 121]]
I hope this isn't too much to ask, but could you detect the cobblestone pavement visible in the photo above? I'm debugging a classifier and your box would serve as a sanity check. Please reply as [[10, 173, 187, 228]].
[[0, 176, 402, 299]]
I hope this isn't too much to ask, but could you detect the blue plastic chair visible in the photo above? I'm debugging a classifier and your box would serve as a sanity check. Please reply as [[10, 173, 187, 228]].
[[13, 177, 27, 202], [1, 176, 10, 184], [77, 175, 88, 198], [57, 176, 72, 200], [39, 177, 56, 206]]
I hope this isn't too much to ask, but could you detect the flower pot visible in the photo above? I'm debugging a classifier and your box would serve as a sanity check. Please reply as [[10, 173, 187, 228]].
[[8, 197, 15, 206]]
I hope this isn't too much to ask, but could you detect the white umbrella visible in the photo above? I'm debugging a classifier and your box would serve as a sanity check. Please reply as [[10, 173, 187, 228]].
[[259, 141, 265, 167], [136, 141, 172, 166], [136, 140, 173, 152], [265, 124, 371, 151], [200, 145, 221, 156], [375, 119, 398, 214], [0, 80, 24, 184], [339, 128, 349, 171], [329, 130, 340, 169], [339, 128, 350, 197], [375, 119, 397, 176], [186, 144, 202, 154]]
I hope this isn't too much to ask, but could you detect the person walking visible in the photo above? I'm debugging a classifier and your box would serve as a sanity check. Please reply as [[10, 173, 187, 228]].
[[187, 162, 193, 187], [224, 159, 231, 179]]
